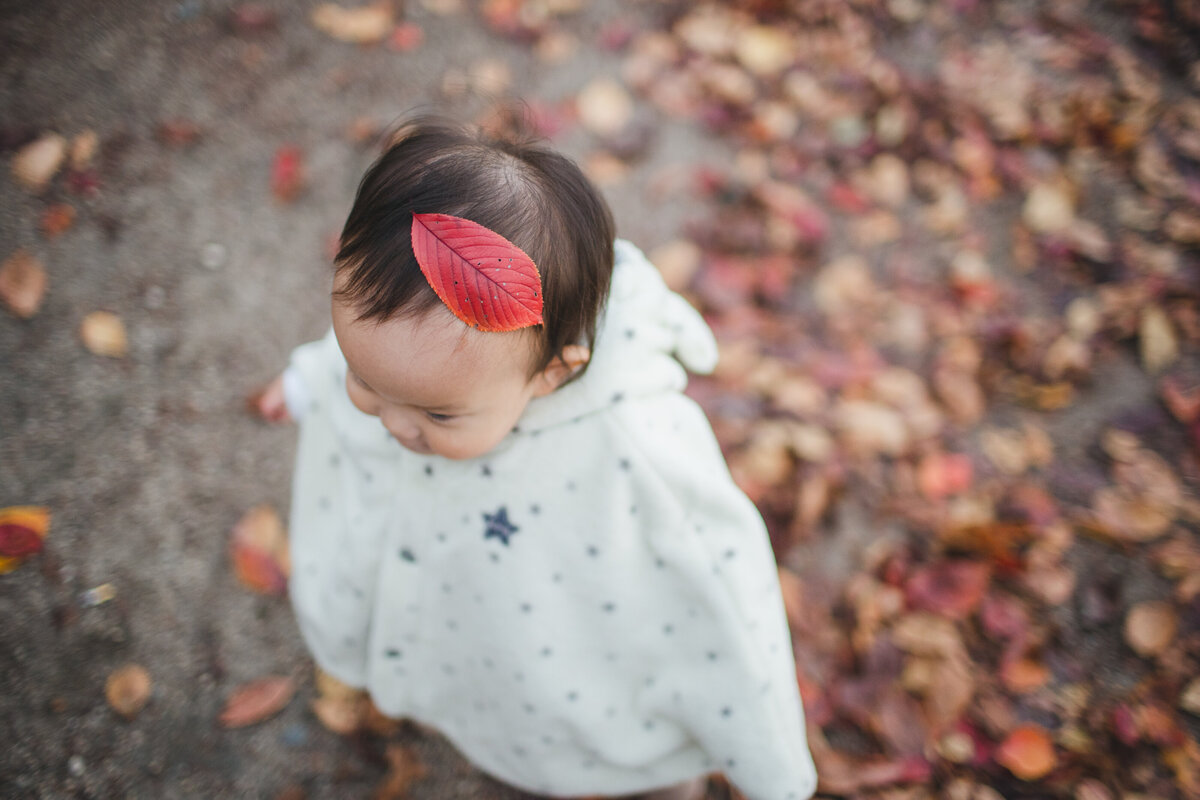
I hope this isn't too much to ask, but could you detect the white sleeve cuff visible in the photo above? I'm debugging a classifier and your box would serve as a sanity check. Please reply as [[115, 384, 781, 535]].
[[282, 365, 311, 422]]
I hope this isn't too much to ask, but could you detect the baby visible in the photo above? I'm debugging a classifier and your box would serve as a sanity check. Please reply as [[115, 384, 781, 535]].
[[258, 116, 817, 800]]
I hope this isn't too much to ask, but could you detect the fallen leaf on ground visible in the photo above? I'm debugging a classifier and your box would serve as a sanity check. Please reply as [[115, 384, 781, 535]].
[[904, 561, 990, 620], [311, 2, 393, 43], [1182, 678, 1200, 715], [0, 505, 50, 573], [40, 204, 76, 238], [219, 675, 296, 728], [271, 145, 306, 203], [576, 78, 634, 138], [0, 250, 48, 318], [1124, 600, 1178, 657], [1140, 306, 1178, 373], [80, 311, 127, 357], [12, 132, 67, 192], [373, 744, 428, 800], [230, 505, 290, 595], [105, 664, 152, 719], [996, 724, 1057, 780]]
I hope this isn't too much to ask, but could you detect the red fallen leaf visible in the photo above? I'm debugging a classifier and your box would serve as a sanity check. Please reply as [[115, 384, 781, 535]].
[[979, 591, 1030, 640], [904, 561, 990, 620], [827, 182, 873, 213], [65, 169, 100, 196], [917, 452, 973, 500], [410, 212, 542, 332], [0, 506, 50, 573], [598, 20, 635, 51], [229, 3, 278, 35], [271, 145, 305, 203], [387, 22, 423, 51], [230, 505, 290, 595], [1161, 377, 1200, 424], [1113, 703, 1140, 745], [816, 751, 932, 795], [219, 675, 296, 728], [157, 119, 203, 147], [995, 724, 1057, 780]]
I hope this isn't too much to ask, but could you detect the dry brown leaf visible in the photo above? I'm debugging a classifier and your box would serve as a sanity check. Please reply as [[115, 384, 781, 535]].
[[311, 2, 393, 44], [219, 675, 296, 728], [1182, 677, 1200, 715], [106, 663, 152, 719], [70, 130, 99, 170], [733, 25, 793, 77], [12, 133, 67, 193], [373, 744, 428, 800], [1124, 600, 1178, 657], [1139, 306, 1178, 373], [835, 399, 909, 457], [80, 311, 127, 357], [1022, 180, 1075, 234], [0, 250, 48, 318], [576, 78, 634, 139]]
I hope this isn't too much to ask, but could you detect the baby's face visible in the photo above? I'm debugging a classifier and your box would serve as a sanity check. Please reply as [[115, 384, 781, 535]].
[[331, 289, 552, 460]]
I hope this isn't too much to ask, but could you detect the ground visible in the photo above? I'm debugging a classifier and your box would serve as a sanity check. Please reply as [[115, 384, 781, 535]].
[[1, 1, 1199, 799]]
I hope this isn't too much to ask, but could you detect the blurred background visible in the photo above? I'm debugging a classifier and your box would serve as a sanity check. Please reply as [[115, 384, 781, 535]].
[[1, 0, 1199, 797]]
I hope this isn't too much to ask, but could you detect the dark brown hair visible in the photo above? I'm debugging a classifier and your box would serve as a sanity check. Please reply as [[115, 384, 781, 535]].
[[334, 115, 615, 379]]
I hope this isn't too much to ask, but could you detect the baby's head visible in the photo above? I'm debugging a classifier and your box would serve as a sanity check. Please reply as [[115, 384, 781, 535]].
[[331, 115, 615, 460]]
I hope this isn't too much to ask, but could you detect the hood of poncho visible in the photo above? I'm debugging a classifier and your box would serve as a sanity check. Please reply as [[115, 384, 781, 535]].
[[514, 240, 717, 435]]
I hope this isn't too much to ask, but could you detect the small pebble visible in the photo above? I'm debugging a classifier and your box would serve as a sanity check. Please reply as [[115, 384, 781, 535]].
[[79, 583, 117, 608], [67, 755, 85, 777], [200, 242, 227, 270], [280, 723, 308, 747]]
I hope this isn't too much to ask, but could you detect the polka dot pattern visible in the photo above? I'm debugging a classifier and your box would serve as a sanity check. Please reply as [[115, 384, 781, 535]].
[[283, 241, 817, 799]]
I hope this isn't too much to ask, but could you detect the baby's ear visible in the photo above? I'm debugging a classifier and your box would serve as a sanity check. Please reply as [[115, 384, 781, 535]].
[[531, 344, 590, 396]]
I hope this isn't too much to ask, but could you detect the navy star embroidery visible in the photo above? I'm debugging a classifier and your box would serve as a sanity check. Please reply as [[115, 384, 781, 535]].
[[483, 506, 518, 546]]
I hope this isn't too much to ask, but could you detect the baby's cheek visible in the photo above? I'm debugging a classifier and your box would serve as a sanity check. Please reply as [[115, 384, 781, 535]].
[[344, 377, 379, 416]]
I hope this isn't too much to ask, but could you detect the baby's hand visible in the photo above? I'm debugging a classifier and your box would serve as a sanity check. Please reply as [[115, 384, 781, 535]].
[[247, 374, 293, 423]]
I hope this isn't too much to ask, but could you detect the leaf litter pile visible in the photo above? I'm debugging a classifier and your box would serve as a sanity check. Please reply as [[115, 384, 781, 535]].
[[4, 0, 1200, 797], [600, 0, 1200, 796]]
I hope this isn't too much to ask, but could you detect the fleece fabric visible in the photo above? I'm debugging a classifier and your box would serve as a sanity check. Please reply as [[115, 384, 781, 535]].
[[284, 240, 817, 800]]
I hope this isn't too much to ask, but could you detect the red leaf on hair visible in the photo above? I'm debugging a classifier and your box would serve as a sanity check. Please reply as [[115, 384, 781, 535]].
[[410, 212, 543, 332]]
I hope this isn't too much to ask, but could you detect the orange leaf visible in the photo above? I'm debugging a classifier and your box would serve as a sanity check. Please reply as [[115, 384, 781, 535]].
[[996, 724, 1057, 780], [374, 744, 428, 800], [219, 675, 296, 728], [40, 204, 76, 238], [0, 250, 48, 319], [1001, 658, 1050, 694], [105, 663, 152, 719], [230, 505, 289, 595]]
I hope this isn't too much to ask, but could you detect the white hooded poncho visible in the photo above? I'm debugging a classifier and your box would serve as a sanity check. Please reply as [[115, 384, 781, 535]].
[[284, 240, 817, 799]]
